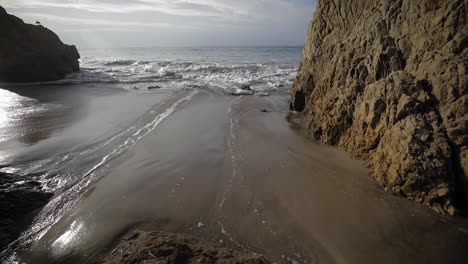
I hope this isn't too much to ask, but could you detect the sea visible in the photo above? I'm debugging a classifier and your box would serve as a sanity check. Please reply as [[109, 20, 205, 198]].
[[62, 46, 302, 93], [0, 46, 303, 165]]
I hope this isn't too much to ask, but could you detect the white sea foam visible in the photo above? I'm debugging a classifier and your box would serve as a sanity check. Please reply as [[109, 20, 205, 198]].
[[61, 59, 298, 95]]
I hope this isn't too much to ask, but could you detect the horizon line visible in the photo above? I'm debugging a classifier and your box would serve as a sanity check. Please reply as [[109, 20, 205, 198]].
[[78, 45, 305, 49]]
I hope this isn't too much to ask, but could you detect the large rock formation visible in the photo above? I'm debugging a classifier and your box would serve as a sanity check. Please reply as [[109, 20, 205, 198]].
[[290, 0, 467, 215], [0, 6, 80, 82]]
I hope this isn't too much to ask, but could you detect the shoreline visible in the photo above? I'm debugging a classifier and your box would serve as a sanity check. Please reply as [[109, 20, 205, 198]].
[[4, 90, 467, 264]]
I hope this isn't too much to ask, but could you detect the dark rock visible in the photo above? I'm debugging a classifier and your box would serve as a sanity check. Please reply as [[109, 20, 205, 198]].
[[240, 84, 252, 91], [290, 0, 467, 215], [0, 6, 80, 82], [261, 109, 270, 113], [104, 229, 269, 264], [290, 90, 305, 112], [0, 172, 53, 251]]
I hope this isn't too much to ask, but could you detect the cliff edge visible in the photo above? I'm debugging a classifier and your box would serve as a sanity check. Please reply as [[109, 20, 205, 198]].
[[0, 6, 80, 82], [290, 0, 467, 215]]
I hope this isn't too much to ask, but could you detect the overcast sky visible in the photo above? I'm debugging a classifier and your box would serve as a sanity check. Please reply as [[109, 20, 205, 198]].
[[3, 0, 316, 48]]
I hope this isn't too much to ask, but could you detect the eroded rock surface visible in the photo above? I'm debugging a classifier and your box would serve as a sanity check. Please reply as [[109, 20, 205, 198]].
[[290, 0, 467, 215], [104, 230, 269, 264], [0, 6, 80, 82]]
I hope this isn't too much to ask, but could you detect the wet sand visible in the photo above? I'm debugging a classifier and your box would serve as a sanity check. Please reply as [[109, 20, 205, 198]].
[[13, 91, 468, 264]]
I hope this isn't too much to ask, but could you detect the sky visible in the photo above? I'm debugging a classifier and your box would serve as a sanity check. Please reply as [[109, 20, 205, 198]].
[[3, 0, 316, 48]]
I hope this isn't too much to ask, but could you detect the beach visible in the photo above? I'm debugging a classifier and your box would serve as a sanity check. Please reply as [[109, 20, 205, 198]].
[[0, 45, 466, 263], [1, 84, 467, 263]]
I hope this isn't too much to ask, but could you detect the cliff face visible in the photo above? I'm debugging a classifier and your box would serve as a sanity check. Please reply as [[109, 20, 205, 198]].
[[0, 6, 80, 82], [290, 0, 467, 215]]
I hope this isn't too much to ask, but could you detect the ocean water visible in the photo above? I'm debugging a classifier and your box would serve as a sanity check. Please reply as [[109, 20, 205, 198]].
[[63, 46, 303, 94], [0, 46, 302, 163], [0, 46, 303, 262]]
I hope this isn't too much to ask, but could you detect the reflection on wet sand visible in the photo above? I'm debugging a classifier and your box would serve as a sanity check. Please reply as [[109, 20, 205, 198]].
[[0, 89, 63, 145], [0, 86, 82, 164]]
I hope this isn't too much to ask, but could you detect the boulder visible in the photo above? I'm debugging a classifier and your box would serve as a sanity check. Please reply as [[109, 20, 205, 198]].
[[290, 0, 467, 215], [0, 6, 80, 82]]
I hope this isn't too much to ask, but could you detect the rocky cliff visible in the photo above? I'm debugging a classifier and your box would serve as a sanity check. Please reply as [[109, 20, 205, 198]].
[[0, 6, 80, 82], [290, 0, 467, 215]]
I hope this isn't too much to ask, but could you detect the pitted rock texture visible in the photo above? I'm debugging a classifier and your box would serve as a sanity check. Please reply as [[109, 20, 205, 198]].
[[290, 0, 467, 215], [0, 6, 80, 82], [104, 230, 269, 264]]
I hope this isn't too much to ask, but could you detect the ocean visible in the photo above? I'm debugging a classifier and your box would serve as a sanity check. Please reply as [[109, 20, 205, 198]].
[[63, 46, 303, 94], [0, 46, 302, 164]]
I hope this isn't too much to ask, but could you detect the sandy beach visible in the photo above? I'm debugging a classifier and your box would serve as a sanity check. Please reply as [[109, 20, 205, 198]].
[[5, 89, 466, 264]]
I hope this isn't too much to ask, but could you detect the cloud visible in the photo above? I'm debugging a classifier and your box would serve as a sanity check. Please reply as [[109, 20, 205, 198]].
[[6, 0, 311, 22], [6, 0, 232, 16], [3, 0, 316, 47], [14, 12, 199, 29]]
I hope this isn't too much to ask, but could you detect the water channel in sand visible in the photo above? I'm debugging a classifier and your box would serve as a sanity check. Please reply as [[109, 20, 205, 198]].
[[0, 86, 465, 264]]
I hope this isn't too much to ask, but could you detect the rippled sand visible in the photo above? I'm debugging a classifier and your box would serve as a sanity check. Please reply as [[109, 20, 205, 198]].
[[2, 88, 467, 263]]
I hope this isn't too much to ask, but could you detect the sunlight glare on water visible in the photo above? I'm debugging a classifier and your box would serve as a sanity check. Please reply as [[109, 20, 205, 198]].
[[0, 89, 20, 140], [51, 219, 87, 258]]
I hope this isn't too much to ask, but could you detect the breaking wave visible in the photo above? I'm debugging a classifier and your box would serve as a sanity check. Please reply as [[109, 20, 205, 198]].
[[58, 58, 298, 95]]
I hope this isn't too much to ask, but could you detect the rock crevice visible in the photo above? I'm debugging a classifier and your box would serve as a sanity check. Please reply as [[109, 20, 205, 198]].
[[290, 0, 467, 215]]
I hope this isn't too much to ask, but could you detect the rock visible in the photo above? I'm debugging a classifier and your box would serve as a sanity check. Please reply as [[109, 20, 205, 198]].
[[448, 206, 456, 216], [240, 84, 252, 91], [103, 230, 269, 264], [438, 188, 450, 197], [290, 0, 467, 215], [0, 6, 80, 82], [0, 172, 53, 251]]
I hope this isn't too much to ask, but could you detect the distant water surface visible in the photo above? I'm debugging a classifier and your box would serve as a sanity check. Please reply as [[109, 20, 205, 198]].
[[66, 46, 303, 94]]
